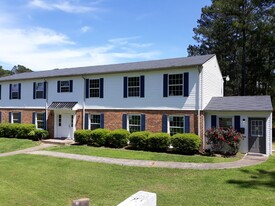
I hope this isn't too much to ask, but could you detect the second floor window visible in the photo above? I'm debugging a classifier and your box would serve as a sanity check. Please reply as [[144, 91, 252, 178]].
[[128, 77, 140, 97], [57, 80, 73, 93], [90, 79, 100, 97], [169, 74, 183, 96], [10, 83, 21, 99], [35, 82, 45, 99]]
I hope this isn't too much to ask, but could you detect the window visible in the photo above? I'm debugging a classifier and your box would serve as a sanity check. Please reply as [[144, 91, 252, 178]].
[[168, 74, 183, 96], [58, 114, 62, 126], [35, 82, 44, 99], [169, 116, 184, 135], [12, 112, 21, 123], [128, 115, 141, 133], [219, 117, 233, 128], [60, 81, 70, 92], [128, 77, 140, 97], [36, 113, 45, 129], [10, 83, 20, 99], [90, 114, 101, 130], [251, 120, 264, 136], [90, 79, 100, 97]]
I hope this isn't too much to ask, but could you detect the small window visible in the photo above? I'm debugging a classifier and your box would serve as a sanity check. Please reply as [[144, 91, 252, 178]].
[[60, 81, 70, 93], [71, 115, 74, 127], [12, 112, 20, 123], [90, 114, 100, 130], [169, 116, 184, 135], [128, 114, 141, 133], [251, 120, 263, 136], [90, 79, 100, 97], [128, 77, 140, 97], [35, 82, 44, 99], [58, 115, 62, 126], [11, 84, 20, 99], [168, 74, 183, 96], [219, 117, 233, 129], [36, 113, 45, 129]]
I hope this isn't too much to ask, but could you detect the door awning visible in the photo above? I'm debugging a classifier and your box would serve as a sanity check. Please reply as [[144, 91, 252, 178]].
[[48, 102, 78, 110]]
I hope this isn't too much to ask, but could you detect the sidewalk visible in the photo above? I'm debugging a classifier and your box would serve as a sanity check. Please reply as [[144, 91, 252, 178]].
[[27, 150, 268, 170]]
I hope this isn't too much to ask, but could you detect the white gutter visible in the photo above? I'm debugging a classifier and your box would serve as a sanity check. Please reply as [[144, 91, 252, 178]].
[[44, 79, 48, 130], [81, 76, 86, 129], [197, 66, 203, 149]]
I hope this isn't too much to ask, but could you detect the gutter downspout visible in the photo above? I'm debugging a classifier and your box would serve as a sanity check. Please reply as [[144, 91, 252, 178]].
[[197, 66, 203, 150], [44, 79, 48, 130], [81, 76, 86, 129]]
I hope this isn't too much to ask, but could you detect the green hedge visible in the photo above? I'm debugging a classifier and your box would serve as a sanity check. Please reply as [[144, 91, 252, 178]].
[[129, 131, 150, 150], [0, 123, 36, 139], [106, 129, 130, 148], [28, 129, 49, 140], [171, 133, 200, 154], [147, 133, 170, 152], [89, 128, 110, 147], [74, 130, 92, 144]]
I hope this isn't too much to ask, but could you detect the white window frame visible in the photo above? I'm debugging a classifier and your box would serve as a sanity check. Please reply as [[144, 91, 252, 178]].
[[128, 114, 141, 133], [89, 79, 100, 98], [168, 74, 183, 96], [35, 113, 45, 129], [218, 116, 234, 129], [90, 114, 101, 130], [60, 80, 70, 93], [11, 84, 19, 99], [12, 112, 20, 124], [128, 76, 140, 97], [168, 115, 185, 135], [35, 82, 44, 99]]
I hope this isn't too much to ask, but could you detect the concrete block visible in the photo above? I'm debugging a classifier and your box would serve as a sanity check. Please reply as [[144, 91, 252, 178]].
[[117, 191, 157, 206], [71, 198, 90, 206]]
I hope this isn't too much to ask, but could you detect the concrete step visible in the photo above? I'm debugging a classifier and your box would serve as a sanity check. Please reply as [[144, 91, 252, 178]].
[[246, 152, 267, 157], [41, 139, 75, 145]]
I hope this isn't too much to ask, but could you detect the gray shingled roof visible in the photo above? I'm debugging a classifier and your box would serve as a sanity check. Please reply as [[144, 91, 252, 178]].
[[0, 54, 215, 81], [204, 96, 273, 111]]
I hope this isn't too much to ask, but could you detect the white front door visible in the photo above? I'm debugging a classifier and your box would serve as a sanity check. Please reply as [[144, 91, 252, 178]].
[[56, 112, 75, 139]]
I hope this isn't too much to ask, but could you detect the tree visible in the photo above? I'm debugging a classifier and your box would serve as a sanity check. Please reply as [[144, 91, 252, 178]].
[[11, 65, 32, 74], [0, 66, 13, 77], [188, 0, 275, 105]]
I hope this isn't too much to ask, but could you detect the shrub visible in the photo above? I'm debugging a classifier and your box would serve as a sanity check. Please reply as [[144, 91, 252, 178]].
[[106, 129, 130, 148], [129, 131, 150, 150], [33, 129, 49, 140], [205, 127, 243, 155], [147, 133, 170, 152], [89, 128, 110, 146], [74, 130, 92, 144], [0, 123, 36, 139], [170, 133, 200, 154]]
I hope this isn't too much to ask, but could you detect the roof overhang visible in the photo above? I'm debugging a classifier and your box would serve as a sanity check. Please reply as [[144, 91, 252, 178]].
[[48, 102, 78, 110]]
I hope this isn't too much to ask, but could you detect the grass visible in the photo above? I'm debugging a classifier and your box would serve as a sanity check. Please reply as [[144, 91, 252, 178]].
[[0, 138, 39, 153], [45, 145, 244, 163], [0, 154, 274, 206]]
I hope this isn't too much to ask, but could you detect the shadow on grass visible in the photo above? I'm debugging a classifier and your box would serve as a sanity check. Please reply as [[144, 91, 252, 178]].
[[227, 169, 275, 189]]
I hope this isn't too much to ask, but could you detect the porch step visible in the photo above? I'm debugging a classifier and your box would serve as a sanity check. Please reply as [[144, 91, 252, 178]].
[[41, 139, 75, 145], [246, 152, 267, 157]]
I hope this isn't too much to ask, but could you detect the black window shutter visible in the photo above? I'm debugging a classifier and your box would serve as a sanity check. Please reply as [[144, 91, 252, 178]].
[[8, 112, 11, 123], [43, 82, 47, 99], [162, 114, 167, 132], [163, 74, 168, 97], [69, 80, 73, 92], [18, 112, 21, 123], [123, 77, 128, 98], [184, 72, 189, 97], [57, 81, 61, 93], [18, 83, 21, 99], [9, 84, 12, 99], [100, 78, 104, 98], [43, 112, 47, 130], [122, 114, 127, 129], [85, 79, 90, 98], [0, 84, 1, 100], [184, 116, 190, 133], [141, 114, 146, 131], [0, 112, 2, 123], [100, 113, 104, 128], [84, 113, 89, 130], [211, 115, 217, 128], [33, 82, 36, 99], [234, 116, 241, 132], [32, 112, 36, 124], [140, 75, 145, 98]]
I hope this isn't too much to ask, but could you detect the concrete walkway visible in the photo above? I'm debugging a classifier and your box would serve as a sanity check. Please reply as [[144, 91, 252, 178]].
[[27, 150, 268, 170]]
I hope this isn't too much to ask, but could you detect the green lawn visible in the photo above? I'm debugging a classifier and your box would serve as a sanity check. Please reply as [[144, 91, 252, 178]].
[[45, 145, 244, 163], [0, 138, 39, 153], [0, 154, 274, 206]]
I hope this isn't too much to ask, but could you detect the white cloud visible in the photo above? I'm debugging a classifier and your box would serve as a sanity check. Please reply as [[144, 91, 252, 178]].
[[28, 0, 101, 13], [81, 26, 91, 33]]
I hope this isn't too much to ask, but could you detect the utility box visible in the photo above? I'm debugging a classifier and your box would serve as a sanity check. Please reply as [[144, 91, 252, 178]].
[[117, 191, 157, 206], [71, 198, 90, 206]]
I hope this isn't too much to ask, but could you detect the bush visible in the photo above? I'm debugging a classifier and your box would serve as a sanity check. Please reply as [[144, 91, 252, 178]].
[[171, 133, 200, 154], [33, 129, 49, 140], [89, 128, 110, 146], [106, 129, 130, 148], [74, 130, 92, 144], [147, 133, 170, 152], [129, 131, 150, 150], [0, 123, 36, 139]]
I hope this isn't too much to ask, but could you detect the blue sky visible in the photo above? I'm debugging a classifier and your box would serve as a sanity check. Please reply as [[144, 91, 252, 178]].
[[0, 0, 211, 71]]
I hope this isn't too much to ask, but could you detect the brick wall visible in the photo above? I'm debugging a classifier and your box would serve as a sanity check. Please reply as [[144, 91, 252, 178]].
[[0, 109, 46, 124]]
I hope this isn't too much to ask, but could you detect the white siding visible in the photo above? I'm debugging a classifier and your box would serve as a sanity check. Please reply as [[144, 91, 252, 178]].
[[204, 111, 272, 155], [201, 56, 223, 109]]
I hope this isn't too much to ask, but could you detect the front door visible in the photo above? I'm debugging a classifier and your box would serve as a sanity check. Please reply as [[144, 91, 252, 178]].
[[56, 113, 75, 139], [248, 118, 266, 154]]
